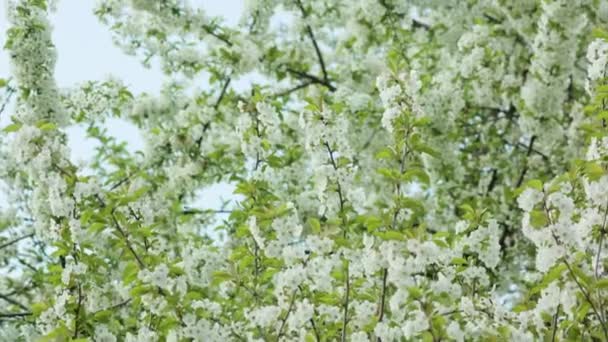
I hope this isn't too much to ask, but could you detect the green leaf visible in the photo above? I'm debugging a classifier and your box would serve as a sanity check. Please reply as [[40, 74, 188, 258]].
[[525, 179, 543, 191], [402, 168, 430, 185], [212, 271, 232, 285], [593, 278, 608, 289], [31, 0, 47, 10], [0, 78, 7, 88], [531, 263, 566, 294], [314, 292, 340, 305], [374, 230, 404, 241], [31, 302, 48, 316], [570, 265, 592, 288], [529, 210, 548, 229], [89, 222, 106, 234], [451, 257, 467, 265], [37, 121, 57, 131], [305, 334, 316, 342], [375, 147, 393, 160], [93, 309, 112, 322], [407, 286, 423, 300], [412, 142, 440, 158], [377, 167, 399, 181], [129, 285, 152, 297], [584, 162, 604, 182], [122, 261, 139, 284], [308, 217, 321, 234], [592, 27, 608, 40], [3, 123, 22, 133]]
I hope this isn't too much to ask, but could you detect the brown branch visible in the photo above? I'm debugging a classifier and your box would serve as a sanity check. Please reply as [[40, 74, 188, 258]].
[[0, 233, 34, 250], [551, 304, 560, 342], [276, 288, 299, 341], [111, 210, 145, 269], [294, 0, 329, 82], [596, 197, 608, 278], [202, 25, 233, 47], [273, 81, 314, 97], [310, 317, 321, 341], [377, 268, 388, 322], [341, 262, 350, 342], [486, 168, 498, 194], [286, 68, 336, 91], [0, 87, 15, 118], [92, 299, 132, 315], [0, 293, 28, 312], [543, 197, 608, 340], [96, 195, 145, 269], [73, 284, 83, 338], [515, 135, 536, 187], [214, 77, 231, 110], [0, 312, 31, 319]]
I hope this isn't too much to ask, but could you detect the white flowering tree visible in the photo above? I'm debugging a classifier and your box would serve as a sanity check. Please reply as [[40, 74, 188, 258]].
[[2, 0, 608, 340]]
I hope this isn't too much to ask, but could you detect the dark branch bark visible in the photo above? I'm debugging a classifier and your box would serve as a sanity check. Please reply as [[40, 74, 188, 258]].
[[0, 87, 15, 118], [515, 135, 536, 187], [0, 233, 34, 250], [286, 68, 336, 92], [214, 77, 232, 109], [273, 81, 314, 97], [0, 293, 28, 311], [0, 312, 31, 319]]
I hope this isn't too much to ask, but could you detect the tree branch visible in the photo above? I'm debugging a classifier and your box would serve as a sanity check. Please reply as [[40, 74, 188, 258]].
[[214, 76, 232, 110], [0, 312, 31, 319], [286, 68, 336, 92], [0, 233, 34, 250], [276, 288, 299, 341], [341, 261, 350, 342], [294, 0, 329, 82], [0, 293, 28, 312], [273, 81, 314, 97], [0, 86, 15, 118], [515, 135, 536, 187], [111, 210, 145, 269]]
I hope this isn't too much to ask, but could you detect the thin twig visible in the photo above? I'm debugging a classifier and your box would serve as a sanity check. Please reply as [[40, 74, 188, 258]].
[[286, 68, 335, 91], [596, 197, 608, 278], [276, 288, 299, 341], [202, 25, 233, 46], [0, 293, 28, 311], [294, 0, 329, 83], [0, 312, 31, 319], [341, 262, 350, 342], [0, 233, 34, 250], [92, 298, 132, 315], [0, 87, 15, 118], [214, 77, 231, 109], [73, 284, 83, 338], [111, 210, 145, 269], [310, 317, 321, 341], [273, 81, 313, 97], [515, 135, 536, 187], [551, 304, 560, 342], [543, 197, 608, 340]]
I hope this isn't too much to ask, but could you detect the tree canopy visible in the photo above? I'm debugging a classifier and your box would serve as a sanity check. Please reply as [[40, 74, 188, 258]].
[[2, 0, 608, 341]]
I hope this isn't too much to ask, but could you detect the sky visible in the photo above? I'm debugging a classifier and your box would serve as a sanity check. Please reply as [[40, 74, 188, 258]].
[[0, 0, 244, 213]]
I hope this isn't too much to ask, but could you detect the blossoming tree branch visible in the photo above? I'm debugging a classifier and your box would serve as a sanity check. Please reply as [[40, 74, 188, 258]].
[[2, 0, 608, 340]]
